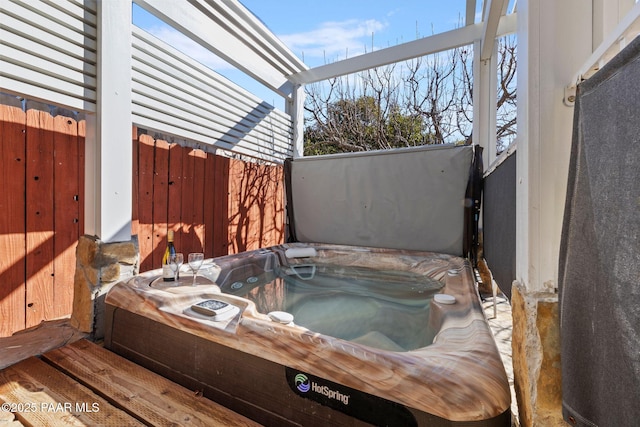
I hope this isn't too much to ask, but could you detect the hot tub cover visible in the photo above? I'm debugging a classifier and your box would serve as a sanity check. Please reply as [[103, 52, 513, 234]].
[[285, 144, 475, 256]]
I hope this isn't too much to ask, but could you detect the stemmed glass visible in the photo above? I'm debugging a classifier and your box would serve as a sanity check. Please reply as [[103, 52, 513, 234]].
[[169, 253, 184, 283], [188, 253, 204, 286]]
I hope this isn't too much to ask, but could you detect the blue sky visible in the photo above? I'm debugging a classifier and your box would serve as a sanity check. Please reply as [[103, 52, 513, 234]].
[[240, 1, 472, 67], [133, 1, 481, 108]]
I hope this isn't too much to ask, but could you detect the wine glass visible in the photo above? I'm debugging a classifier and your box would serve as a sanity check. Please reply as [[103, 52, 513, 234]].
[[169, 253, 184, 283], [188, 252, 204, 286]]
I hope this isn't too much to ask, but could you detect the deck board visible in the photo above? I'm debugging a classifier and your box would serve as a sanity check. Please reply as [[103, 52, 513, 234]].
[[41, 340, 260, 427], [0, 339, 260, 427], [0, 356, 143, 426]]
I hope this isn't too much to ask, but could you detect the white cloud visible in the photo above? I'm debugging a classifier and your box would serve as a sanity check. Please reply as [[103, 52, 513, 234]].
[[278, 19, 388, 65]]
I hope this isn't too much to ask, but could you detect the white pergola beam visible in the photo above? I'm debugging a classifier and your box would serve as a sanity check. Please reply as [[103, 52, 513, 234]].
[[221, 0, 308, 76], [134, 0, 306, 98], [481, 0, 509, 60], [289, 14, 516, 85], [466, 0, 477, 26]]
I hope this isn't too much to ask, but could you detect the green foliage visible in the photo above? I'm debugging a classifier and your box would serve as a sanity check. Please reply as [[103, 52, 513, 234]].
[[304, 95, 438, 156]]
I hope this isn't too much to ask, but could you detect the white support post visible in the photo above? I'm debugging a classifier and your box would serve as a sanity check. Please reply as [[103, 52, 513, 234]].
[[515, 0, 593, 292], [472, 40, 481, 147], [85, 0, 133, 243], [289, 84, 306, 158], [473, 39, 498, 168]]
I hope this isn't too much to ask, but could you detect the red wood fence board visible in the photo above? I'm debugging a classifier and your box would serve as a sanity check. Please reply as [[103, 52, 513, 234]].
[[203, 154, 216, 259], [0, 104, 27, 336], [152, 139, 171, 270], [52, 115, 81, 319], [167, 141, 183, 251], [131, 127, 140, 259], [78, 120, 85, 237], [25, 109, 56, 328], [190, 148, 207, 253], [180, 146, 196, 252], [213, 155, 230, 257], [136, 134, 156, 272]]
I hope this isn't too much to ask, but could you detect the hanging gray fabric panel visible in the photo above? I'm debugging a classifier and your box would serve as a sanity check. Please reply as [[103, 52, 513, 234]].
[[559, 36, 640, 427], [288, 144, 473, 255], [483, 150, 516, 299]]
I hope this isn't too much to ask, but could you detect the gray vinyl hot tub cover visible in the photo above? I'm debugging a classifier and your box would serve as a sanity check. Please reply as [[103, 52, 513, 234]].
[[286, 144, 474, 256]]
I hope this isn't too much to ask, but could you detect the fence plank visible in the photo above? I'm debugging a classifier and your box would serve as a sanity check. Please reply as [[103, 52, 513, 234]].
[[78, 120, 85, 240], [190, 148, 207, 253], [137, 134, 155, 272], [52, 115, 80, 319], [203, 153, 216, 259], [167, 142, 183, 251], [179, 146, 196, 253], [25, 109, 55, 328], [153, 139, 170, 270], [131, 127, 139, 264], [213, 155, 230, 256], [0, 104, 27, 337]]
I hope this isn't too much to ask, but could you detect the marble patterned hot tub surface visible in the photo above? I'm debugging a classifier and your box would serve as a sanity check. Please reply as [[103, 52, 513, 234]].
[[105, 243, 510, 422]]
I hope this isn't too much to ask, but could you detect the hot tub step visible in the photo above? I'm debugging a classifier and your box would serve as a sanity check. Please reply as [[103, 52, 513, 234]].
[[40, 339, 261, 427]]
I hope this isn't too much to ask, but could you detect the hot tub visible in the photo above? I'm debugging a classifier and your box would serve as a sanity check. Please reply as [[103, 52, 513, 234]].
[[104, 243, 510, 426]]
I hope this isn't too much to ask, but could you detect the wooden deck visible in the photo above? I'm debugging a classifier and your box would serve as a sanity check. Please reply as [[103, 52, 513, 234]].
[[0, 339, 260, 426]]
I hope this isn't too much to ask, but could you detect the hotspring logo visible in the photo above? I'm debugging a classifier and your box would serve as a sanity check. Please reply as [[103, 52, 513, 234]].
[[294, 374, 310, 392], [294, 373, 350, 405]]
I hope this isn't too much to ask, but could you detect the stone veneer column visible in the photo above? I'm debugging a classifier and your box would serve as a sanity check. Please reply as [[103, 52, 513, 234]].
[[511, 283, 564, 427], [72, 235, 138, 339]]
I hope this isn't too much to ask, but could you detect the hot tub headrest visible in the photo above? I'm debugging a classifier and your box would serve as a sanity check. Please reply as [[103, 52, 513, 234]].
[[285, 247, 318, 258]]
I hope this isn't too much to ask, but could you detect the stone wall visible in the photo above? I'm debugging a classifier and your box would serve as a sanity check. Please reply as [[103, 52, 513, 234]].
[[511, 282, 565, 427], [72, 235, 139, 339]]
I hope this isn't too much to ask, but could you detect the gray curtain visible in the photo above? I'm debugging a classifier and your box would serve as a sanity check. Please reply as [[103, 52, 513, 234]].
[[559, 36, 640, 426], [483, 151, 516, 299]]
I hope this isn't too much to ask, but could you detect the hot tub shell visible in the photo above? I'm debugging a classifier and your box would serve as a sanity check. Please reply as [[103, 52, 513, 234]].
[[104, 243, 510, 426]]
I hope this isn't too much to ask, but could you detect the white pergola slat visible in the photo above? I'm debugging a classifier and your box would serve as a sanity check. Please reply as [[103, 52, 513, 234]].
[[466, 0, 477, 26], [131, 26, 293, 162], [0, 0, 98, 112], [0, 27, 97, 76], [480, 0, 509, 60], [133, 0, 307, 98]]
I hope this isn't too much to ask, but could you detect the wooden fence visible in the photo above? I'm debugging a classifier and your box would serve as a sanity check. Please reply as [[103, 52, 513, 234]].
[[0, 104, 284, 337], [132, 132, 285, 273], [0, 104, 84, 337]]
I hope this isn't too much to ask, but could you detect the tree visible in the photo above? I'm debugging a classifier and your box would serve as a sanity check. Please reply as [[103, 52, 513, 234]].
[[303, 35, 517, 156]]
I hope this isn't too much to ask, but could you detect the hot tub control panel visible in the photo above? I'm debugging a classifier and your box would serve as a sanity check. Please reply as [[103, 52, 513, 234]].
[[191, 299, 233, 316], [187, 299, 239, 322]]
